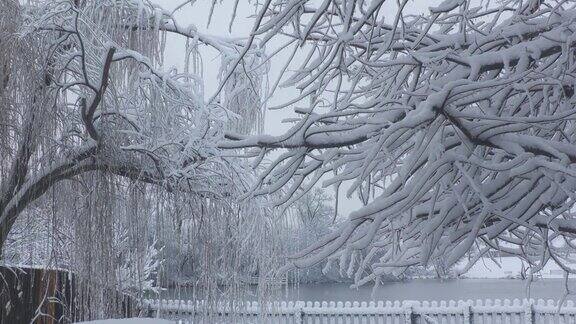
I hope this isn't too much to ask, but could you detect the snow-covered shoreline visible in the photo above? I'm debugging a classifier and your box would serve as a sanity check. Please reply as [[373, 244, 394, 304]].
[[457, 257, 568, 279]]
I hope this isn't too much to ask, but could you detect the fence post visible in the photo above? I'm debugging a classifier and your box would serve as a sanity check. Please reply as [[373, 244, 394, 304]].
[[294, 301, 303, 324], [523, 299, 533, 324], [403, 301, 415, 324], [459, 300, 472, 324]]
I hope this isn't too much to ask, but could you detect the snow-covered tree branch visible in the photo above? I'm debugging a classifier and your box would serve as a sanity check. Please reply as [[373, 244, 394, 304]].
[[223, 0, 576, 284]]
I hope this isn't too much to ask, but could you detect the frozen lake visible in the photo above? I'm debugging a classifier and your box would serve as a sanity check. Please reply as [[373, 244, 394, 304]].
[[162, 278, 576, 302], [281, 279, 576, 301], [158, 257, 576, 302]]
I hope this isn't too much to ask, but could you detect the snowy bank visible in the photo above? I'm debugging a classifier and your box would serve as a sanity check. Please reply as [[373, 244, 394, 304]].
[[457, 257, 566, 279]]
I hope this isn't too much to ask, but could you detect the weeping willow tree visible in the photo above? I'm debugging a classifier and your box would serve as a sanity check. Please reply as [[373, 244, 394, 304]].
[[0, 0, 279, 320]]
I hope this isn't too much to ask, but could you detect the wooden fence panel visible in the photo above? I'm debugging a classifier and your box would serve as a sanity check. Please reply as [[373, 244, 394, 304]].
[[0, 265, 136, 323], [0, 266, 72, 324], [144, 298, 576, 324]]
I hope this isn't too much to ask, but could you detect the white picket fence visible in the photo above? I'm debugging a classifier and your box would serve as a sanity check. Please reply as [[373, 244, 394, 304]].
[[142, 298, 576, 323]]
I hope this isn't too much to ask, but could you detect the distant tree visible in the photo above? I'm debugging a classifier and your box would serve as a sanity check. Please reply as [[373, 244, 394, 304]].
[[222, 0, 576, 286], [287, 188, 340, 283], [294, 188, 335, 234]]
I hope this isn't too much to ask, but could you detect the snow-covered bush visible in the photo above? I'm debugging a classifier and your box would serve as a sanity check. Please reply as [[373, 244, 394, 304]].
[[116, 239, 163, 296]]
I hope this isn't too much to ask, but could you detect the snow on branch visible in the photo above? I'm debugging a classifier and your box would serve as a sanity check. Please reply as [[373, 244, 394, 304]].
[[223, 0, 576, 284]]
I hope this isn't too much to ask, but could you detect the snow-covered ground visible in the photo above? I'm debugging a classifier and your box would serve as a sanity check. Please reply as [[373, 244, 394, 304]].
[[457, 257, 566, 279], [75, 319, 174, 324]]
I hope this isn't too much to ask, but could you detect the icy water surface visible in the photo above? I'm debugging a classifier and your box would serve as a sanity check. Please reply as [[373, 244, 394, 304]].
[[282, 279, 576, 301], [161, 279, 576, 302]]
